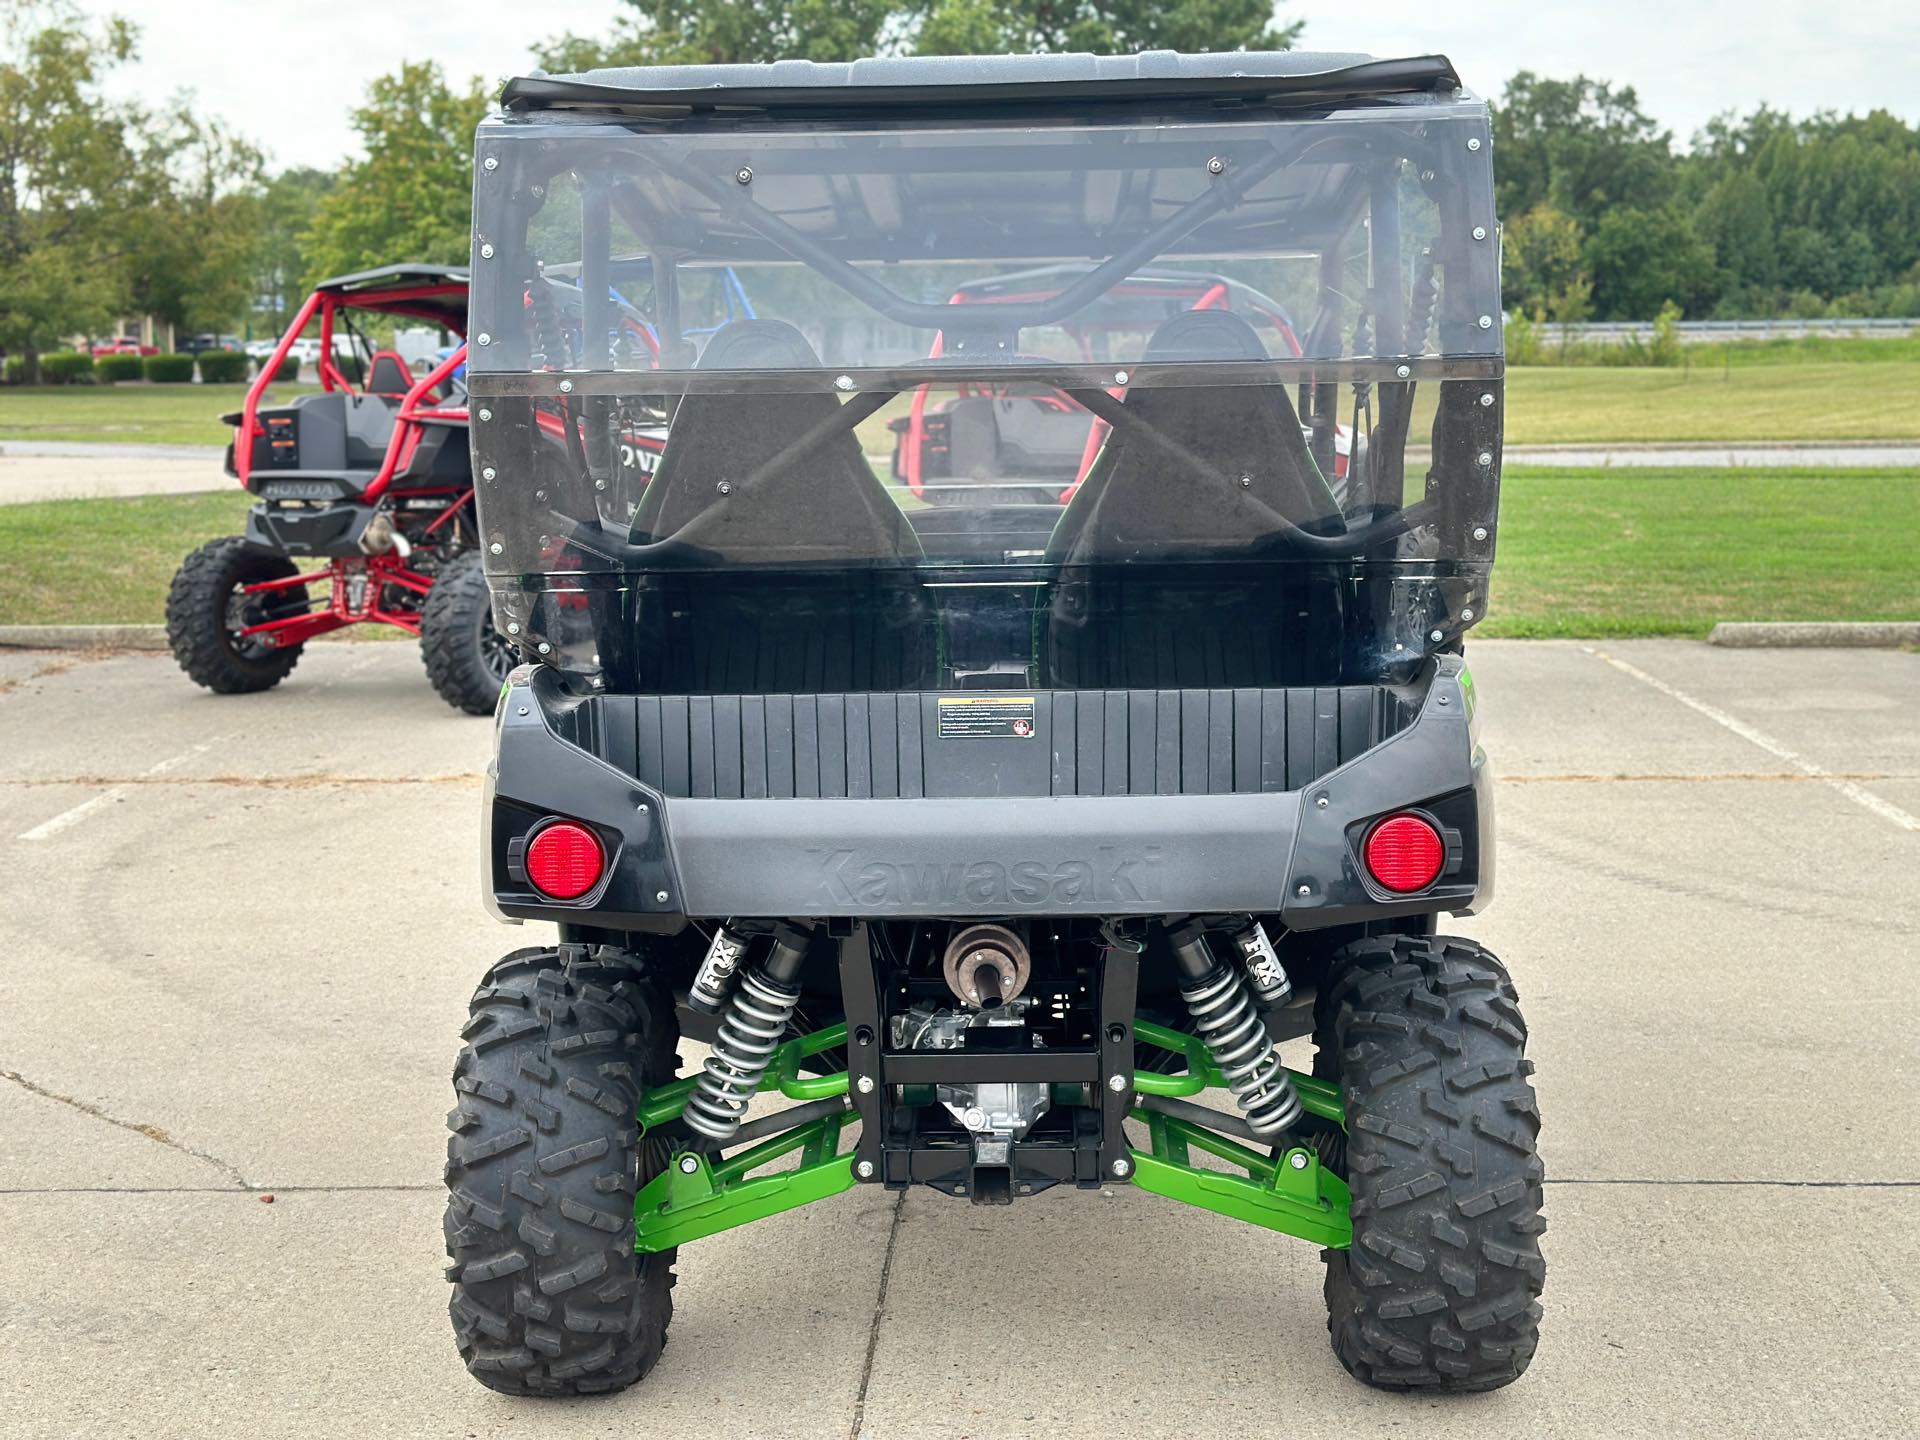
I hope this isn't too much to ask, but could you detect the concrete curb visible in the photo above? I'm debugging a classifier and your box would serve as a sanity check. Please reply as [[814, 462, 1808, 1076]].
[[0, 623, 169, 651], [1708, 621, 1920, 648]]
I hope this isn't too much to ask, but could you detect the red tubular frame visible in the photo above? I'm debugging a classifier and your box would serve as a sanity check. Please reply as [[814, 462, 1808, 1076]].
[[366, 344, 469, 501], [232, 286, 471, 647]]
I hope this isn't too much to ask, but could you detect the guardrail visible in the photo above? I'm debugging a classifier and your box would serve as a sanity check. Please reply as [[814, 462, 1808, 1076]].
[[1532, 317, 1918, 344]]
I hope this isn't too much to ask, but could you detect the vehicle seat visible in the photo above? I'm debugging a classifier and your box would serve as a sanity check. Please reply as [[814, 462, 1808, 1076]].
[[629, 319, 935, 693], [365, 350, 414, 399], [1042, 310, 1344, 688]]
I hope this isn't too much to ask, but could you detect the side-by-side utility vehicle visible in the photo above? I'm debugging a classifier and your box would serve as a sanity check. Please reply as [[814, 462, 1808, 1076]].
[[445, 50, 1543, 1399]]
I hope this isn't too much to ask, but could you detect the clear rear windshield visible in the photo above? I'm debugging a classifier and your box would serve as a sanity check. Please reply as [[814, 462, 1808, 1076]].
[[468, 100, 1502, 689]]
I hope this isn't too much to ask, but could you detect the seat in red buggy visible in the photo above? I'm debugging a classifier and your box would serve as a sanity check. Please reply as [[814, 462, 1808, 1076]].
[[364, 350, 415, 399], [1041, 309, 1345, 688], [627, 319, 935, 694]]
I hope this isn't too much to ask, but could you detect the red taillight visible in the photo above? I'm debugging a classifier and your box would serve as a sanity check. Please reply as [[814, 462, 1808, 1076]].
[[1364, 813, 1444, 893], [526, 821, 604, 900]]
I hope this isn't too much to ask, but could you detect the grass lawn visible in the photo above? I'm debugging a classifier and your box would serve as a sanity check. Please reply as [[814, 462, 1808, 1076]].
[[0, 490, 254, 624], [1499, 363, 1920, 445], [1480, 465, 1920, 637], [0, 383, 319, 447], [4, 360, 1918, 449], [2, 467, 1913, 636]]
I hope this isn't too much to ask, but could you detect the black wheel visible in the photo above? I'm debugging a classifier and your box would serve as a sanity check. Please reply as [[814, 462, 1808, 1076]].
[[419, 550, 513, 715], [165, 536, 310, 694], [1319, 935, 1545, 1392], [445, 947, 681, 1397]]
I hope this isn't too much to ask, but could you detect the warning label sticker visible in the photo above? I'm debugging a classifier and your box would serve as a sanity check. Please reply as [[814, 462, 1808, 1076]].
[[937, 695, 1038, 740]]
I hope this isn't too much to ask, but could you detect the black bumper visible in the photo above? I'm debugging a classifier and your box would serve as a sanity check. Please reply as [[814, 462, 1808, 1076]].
[[485, 656, 1493, 928]]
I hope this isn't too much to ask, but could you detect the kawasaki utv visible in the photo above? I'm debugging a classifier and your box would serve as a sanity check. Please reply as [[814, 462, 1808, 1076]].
[[447, 50, 1542, 1399]]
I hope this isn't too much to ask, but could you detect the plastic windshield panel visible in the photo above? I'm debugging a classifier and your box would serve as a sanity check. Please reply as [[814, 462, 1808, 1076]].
[[467, 100, 1502, 690]]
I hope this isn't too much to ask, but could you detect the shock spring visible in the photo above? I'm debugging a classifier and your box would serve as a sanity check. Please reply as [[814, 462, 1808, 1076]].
[[681, 924, 813, 1143], [1168, 922, 1302, 1139]]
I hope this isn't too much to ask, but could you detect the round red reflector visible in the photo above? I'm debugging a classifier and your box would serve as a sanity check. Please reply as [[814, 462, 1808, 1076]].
[[526, 822, 604, 900], [1364, 814, 1444, 893]]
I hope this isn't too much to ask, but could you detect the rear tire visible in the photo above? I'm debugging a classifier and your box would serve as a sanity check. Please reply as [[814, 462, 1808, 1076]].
[[1320, 935, 1546, 1392], [420, 550, 512, 715], [445, 947, 680, 1397], [165, 536, 308, 693]]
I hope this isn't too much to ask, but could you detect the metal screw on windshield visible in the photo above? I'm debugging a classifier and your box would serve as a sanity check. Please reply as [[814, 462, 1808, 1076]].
[[1206, 156, 1225, 175], [735, 166, 752, 185]]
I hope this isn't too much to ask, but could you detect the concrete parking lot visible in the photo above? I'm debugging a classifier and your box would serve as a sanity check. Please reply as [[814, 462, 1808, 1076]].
[[1, 638, 1915, 1438]]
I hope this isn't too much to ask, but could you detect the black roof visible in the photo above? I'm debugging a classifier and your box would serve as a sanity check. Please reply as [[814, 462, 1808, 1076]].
[[501, 50, 1464, 117], [310, 265, 469, 328]]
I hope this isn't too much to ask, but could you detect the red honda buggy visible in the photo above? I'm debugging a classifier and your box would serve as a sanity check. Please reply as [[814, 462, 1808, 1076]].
[[164, 265, 510, 713]]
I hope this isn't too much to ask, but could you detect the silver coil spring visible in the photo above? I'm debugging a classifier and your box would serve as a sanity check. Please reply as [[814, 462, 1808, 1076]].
[[1180, 966, 1302, 1138], [682, 967, 800, 1142]]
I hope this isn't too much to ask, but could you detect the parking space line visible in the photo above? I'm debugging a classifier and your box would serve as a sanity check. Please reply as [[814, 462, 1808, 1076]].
[[1586, 647, 1920, 832], [17, 736, 227, 842]]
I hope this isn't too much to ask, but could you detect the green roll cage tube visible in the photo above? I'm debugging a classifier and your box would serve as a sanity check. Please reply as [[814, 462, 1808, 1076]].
[[632, 1018, 1350, 1254]]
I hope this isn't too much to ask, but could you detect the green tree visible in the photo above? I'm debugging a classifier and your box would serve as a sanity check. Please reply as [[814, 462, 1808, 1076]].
[[252, 166, 334, 333], [1500, 202, 1589, 319], [539, 0, 1299, 71], [537, 0, 896, 70], [301, 61, 490, 281], [1694, 169, 1776, 296], [1582, 206, 1716, 321], [914, 0, 1299, 55], [0, 1, 142, 376], [1491, 72, 1672, 232], [120, 113, 263, 338]]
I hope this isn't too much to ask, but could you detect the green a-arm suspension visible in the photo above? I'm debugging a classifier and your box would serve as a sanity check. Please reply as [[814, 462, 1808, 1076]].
[[631, 1017, 1349, 1254]]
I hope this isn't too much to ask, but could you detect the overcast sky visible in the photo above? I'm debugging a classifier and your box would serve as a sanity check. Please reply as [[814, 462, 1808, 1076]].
[[103, 0, 1920, 171]]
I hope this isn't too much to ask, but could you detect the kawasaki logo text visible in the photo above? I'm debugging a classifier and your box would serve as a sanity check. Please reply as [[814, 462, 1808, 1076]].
[[810, 846, 1163, 907]]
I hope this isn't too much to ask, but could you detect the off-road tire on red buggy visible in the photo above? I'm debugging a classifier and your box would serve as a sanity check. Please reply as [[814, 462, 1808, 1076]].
[[445, 948, 681, 1396], [1319, 935, 1545, 1392], [420, 550, 512, 715], [165, 536, 308, 693]]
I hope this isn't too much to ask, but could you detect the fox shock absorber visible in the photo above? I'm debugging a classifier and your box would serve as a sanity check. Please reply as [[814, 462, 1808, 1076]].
[[1167, 919, 1302, 1138], [1230, 919, 1292, 1008], [688, 924, 752, 1015], [682, 923, 813, 1142]]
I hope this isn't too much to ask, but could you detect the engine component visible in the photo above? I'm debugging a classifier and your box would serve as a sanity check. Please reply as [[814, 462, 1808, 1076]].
[[941, 923, 1031, 1009], [688, 924, 751, 1015], [1230, 920, 1292, 1007], [1168, 921, 1302, 1138], [890, 1000, 1051, 1142], [683, 923, 812, 1142]]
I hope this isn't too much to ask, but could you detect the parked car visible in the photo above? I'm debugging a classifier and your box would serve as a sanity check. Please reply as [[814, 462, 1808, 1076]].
[[285, 335, 361, 364], [91, 337, 159, 356], [182, 334, 244, 354]]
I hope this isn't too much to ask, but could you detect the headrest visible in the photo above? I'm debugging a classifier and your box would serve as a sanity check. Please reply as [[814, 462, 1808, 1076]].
[[694, 318, 822, 370], [365, 351, 413, 397], [1141, 309, 1269, 364]]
